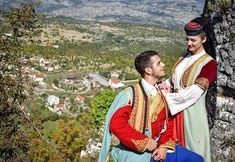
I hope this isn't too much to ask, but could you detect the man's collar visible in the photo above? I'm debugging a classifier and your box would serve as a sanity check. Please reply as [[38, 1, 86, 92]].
[[141, 78, 157, 96]]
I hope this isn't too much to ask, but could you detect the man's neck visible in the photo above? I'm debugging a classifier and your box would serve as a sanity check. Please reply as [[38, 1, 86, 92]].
[[143, 77, 158, 86]]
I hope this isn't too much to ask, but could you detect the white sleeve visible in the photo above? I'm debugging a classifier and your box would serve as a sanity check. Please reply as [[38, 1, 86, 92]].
[[165, 78, 171, 87], [165, 85, 204, 115]]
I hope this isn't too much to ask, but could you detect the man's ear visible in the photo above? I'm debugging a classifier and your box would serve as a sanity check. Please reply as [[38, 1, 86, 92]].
[[145, 67, 152, 75]]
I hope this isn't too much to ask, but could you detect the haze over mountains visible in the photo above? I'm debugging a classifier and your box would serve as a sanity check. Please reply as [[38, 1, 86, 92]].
[[0, 0, 205, 28]]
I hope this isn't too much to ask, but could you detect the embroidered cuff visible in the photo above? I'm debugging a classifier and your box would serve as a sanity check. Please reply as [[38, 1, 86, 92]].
[[195, 77, 209, 90], [159, 139, 176, 151], [131, 138, 150, 152]]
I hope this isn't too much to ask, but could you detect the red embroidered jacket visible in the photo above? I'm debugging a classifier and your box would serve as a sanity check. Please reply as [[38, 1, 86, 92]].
[[110, 83, 176, 153]]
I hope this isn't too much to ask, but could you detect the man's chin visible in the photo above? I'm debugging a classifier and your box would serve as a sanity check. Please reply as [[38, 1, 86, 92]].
[[159, 73, 165, 79]]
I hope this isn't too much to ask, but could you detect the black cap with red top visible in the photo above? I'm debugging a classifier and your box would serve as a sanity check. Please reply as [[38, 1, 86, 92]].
[[184, 16, 216, 59], [184, 17, 207, 36]]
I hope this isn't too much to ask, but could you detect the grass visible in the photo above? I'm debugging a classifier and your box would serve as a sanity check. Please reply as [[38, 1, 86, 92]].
[[42, 120, 58, 139]]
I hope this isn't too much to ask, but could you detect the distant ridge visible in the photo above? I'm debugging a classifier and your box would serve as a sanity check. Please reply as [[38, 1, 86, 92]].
[[0, 0, 204, 28]]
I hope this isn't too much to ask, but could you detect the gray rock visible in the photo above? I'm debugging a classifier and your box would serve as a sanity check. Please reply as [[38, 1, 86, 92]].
[[225, 99, 235, 114], [217, 73, 228, 87], [218, 61, 225, 72], [216, 34, 224, 44], [231, 74, 235, 81], [222, 21, 230, 30], [217, 96, 229, 108], [220, 48, 228, 60], [210, 3, 235, 161], [227, 14, 233, 22], [225, 64, 233, 74], [227, 80, 235, 89], [229, 49, 235, 60]]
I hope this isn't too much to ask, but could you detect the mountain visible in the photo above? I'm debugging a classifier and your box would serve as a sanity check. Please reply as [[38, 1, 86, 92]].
[[0, 0, 204, 28]]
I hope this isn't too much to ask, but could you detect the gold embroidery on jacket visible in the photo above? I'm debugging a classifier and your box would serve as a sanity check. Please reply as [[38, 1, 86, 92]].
[[181, 64, 194, 88], [128, 84, 146, 132], [160, 138, 176, 150], [195, 77, 209, 90], [181, 54, 210, 88], [131, 138, 149, 152], [128, 83, 167, 134], [150, 94, 164, 122]]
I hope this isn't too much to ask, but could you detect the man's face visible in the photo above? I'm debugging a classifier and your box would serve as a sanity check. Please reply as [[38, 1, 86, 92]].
[[186, 35, 206, 54], [148, 55, 165, 79]]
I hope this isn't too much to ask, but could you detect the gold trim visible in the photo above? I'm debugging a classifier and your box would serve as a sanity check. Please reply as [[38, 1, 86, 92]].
[[172, 57, 184, 74], [159, 139, 176, 151], [150, 94, 164, 122], [195, 77, 209, 90], [131, 138, 150, 152], [181, 54, 210, 88], [128, 84, 146, 132], [128, 83, 169, 137]]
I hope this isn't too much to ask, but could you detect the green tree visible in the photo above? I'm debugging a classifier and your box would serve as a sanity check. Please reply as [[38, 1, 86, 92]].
[[28, 138, 66, 162], [50, 119, 89, 161], [89, 88, 116, 130], [0, 1, 42, 161]]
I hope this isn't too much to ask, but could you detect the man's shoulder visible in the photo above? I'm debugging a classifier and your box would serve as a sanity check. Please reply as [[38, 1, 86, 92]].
[[118, 86, 134, 97]]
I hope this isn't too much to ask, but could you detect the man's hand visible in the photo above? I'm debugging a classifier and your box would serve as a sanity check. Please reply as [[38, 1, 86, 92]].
[[147, 139, 157, 152], [152, 147, 167, 161]]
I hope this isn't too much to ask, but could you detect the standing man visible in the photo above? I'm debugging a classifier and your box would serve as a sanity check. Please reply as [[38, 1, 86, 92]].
[[98, 51, 204, 162]]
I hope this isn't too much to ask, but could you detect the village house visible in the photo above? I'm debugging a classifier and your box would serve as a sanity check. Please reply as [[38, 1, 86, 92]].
[[108, 78, 125, 89], [110, 70, 119, 80], [39, 58, 50, 67], [108, 70, 125, 89], [65, 77, 79, 84], [46, 64, 54, 71], [53, 103, 64, 115], [33, 73, 45, 82], [76, 95, 85, 104], [53, 45, 59, 48], [47, 95, 60, 106], [39, 58, 54, 71]]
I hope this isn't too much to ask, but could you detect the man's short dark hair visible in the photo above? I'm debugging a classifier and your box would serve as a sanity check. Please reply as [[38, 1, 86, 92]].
[[134, 50, 159, 77]]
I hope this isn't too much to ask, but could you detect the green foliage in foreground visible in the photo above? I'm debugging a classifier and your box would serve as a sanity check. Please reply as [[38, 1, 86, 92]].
[[0, 1, 43, 161], [89, 88, 117, 130]]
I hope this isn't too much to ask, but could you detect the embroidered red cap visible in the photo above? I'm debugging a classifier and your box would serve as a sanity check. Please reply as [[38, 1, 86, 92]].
[[184, 17, 207, 36]]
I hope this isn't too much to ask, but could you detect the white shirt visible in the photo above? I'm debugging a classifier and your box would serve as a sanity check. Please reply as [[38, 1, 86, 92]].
[[141, 78, 158, 96]]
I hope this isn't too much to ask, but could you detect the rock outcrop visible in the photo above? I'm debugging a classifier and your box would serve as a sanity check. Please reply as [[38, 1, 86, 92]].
[[210, 1, 235, 161]]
